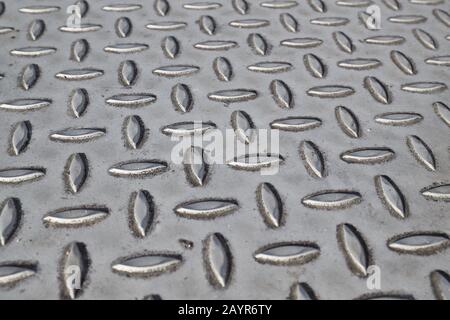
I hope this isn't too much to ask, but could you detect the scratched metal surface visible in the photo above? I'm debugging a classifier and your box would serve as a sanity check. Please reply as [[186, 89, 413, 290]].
[[0, 0, 450, 300]]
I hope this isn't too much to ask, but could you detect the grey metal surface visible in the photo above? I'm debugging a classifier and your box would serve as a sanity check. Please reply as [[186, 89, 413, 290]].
[[0, 0, 450, 300]]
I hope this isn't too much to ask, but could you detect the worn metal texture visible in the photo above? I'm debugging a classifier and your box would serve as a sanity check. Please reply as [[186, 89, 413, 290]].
[[0, 0, 450, 300]]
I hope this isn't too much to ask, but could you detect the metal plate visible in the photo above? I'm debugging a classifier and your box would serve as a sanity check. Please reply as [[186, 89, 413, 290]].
[[0, 0, 450, 300]]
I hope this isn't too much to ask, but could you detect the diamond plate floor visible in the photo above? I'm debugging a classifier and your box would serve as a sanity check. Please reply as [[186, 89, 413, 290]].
[[0, 0, 450, 300]]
